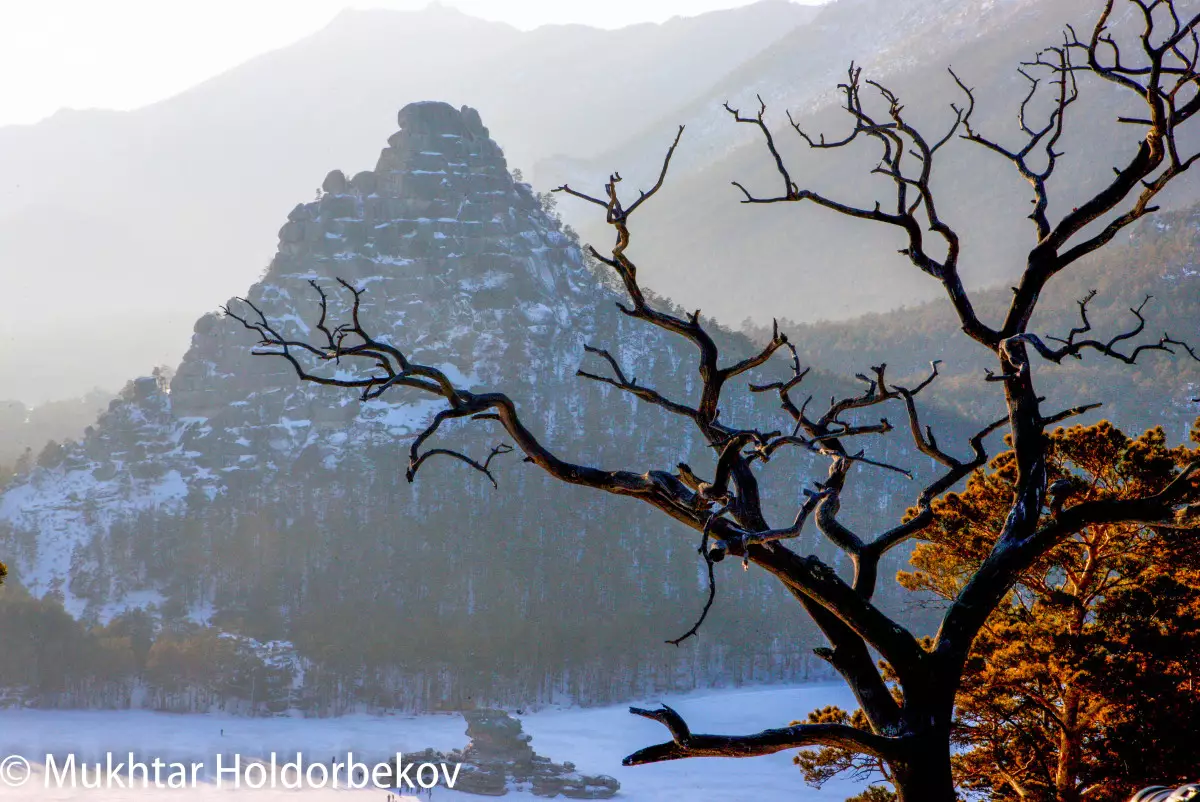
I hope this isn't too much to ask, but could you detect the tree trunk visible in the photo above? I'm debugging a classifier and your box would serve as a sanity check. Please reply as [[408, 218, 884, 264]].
[[1054, 687, 1083, 802], [891, 733, 957, 802]]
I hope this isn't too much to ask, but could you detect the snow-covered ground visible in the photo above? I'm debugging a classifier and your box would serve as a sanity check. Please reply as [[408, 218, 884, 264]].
[[0, 683, 877, 800]]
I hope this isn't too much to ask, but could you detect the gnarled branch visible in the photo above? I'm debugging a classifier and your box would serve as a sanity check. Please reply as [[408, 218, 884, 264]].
[[624, 703, 898, 766]]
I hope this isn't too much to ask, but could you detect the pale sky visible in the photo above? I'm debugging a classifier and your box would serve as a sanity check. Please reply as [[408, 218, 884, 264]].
[[0, 0, 825, 128]]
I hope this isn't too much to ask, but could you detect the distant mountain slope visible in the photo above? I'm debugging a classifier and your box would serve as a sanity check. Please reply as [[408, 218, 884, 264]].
[[549, 0, 1200, 328], [736, 205, 1200, 439], [0, 390, 114, 468], [538, 0, 1063, 182], [0, 1, 816, 404]]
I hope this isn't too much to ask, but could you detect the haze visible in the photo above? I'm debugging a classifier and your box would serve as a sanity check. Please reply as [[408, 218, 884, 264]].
[[0, 0, 826, 127], [4, 0, 1186, 411]]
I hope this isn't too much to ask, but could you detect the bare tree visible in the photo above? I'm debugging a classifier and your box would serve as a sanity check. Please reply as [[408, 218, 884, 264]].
[[227, 3, 1200, 799]]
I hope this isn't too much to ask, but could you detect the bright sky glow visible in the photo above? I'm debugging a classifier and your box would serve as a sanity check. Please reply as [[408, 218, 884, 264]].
[[0, 0, 825, 128]]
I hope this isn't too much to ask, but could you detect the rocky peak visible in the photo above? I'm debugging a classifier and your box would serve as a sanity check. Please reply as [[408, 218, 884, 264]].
[[395, 101, 489, 140], [172, 99, 588, 422], [2, 101, 594, 614], [372, 102, 506, 204]]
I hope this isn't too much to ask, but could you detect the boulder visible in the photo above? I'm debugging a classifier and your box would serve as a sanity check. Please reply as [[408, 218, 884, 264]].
[[463, 708, 536, 763], [286, 203, 312, 222], [397, 101, 475, 139], [452, 710, 618, 798], [279, 220, 304, 243], [350, 170, 377, 195], [321, 169, 348, 194]]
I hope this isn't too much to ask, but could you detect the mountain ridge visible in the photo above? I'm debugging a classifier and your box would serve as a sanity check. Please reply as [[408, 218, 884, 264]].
[[0, 0, 818, 404], [549, 0, 1185, 327]]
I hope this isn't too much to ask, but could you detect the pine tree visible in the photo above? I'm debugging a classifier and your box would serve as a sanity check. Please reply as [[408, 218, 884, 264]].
[[898, 422, 1200, 800], [794, 705, 896, 799]]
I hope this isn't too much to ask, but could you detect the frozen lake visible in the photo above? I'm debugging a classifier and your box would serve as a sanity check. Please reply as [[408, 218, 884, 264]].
[[0, 682, 877, 800]]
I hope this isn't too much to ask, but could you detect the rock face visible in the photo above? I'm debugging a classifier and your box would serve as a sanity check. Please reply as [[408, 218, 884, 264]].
[[464, 709, 537, 763], [0, 101, 922, 712], [390, 710, 619, 798], [460, 709, 620, 798], [171, 101, 587, 425], [321, 169, 348, 194]]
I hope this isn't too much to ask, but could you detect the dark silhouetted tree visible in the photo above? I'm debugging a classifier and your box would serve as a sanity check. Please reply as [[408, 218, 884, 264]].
[[228, 2, 1200, 799]]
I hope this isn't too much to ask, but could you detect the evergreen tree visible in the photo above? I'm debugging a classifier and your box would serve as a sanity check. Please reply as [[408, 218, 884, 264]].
[[797, 423, 1200, 800], [898, 422, 1200, 800]]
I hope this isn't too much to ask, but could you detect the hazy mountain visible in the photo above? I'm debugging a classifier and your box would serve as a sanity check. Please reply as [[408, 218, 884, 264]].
[[547, 0, 1200, 326], [538, 0, 1063, 183], [0, 389, 115, 469], [746, 204, 1200, 439], [0, 0, 817, 405], [8, 0, 1196, 408]]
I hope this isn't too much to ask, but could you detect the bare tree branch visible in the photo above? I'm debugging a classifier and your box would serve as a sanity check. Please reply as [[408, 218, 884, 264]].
[[624, 703, 898, 765], [228, 5, 1200, 796], [728, 66, 996, 351], [666, 506, 728, 646], [577, 344, 702, 420], [1011, 292, 1200, 366], [407, 443, 514, 488]]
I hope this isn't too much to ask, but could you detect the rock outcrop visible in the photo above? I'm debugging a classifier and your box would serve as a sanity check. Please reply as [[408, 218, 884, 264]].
[[390, 709, 619, 798], [2, 101, 599, 630]]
